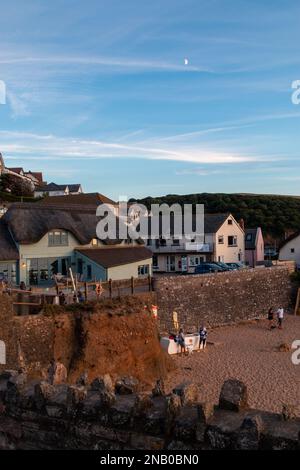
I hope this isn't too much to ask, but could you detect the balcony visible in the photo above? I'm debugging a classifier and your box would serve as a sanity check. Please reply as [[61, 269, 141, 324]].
[[151, 242, 213, 254]]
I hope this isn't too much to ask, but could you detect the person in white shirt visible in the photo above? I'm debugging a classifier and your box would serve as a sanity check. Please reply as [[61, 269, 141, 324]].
[[277, 307, 284, 329]]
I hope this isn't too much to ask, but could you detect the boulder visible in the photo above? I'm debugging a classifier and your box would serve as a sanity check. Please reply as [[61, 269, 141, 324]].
[[173, 382, 198, 406], [90, 375, 115, 406], [47, 361, 67, 385], [34, 381, 55, 411], [152, 379, 165, 397], [115, 376, 139, 395], [219, 379, 248, 412], [281, 404, 299, 421], [237, 414, 264, 450]]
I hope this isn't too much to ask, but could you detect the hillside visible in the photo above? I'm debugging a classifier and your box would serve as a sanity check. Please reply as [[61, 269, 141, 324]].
[[131, 193, 300, 242]]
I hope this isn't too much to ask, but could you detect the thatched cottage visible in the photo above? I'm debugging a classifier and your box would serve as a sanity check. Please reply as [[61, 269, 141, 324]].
[[0, 201, 152, 286]]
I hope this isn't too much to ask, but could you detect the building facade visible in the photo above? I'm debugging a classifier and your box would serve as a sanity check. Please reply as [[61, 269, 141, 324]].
[[245, 227, 265, 267], [148, 213, 245, 273], [0, 202, 152, 286], [279, 231, 300, 268]]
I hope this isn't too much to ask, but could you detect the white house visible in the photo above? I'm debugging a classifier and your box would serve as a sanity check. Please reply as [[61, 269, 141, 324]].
[[279, 231, 300, 268]]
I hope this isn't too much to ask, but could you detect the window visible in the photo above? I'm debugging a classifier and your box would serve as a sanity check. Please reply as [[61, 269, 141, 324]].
[[228, 219, 233, 225], [91, 238, 98, 246], [218, 235, 224, 244], [147, 239, 152, 246], [159, 239, 166, 246], [228, 235, 237, 247], [172, 239, 180, 245], [48, 230, 68, 246], [246, 233, 252, 241], [87, 265, 92, 279], [291, 248, 295, 253], [189, 256, 200, 266], [153, 255, 158, 268], [138, 264, 149, 276]]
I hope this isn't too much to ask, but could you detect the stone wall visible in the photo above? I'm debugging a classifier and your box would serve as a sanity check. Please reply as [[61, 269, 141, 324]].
[[0, 371, 299, 450], [154, 267, 294, 333]]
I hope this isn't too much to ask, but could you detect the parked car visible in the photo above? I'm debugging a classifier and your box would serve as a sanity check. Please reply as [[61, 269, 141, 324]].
[[211, 261, 234, 271], [225, 262, 246, 270], [195, 263, 222, 274]]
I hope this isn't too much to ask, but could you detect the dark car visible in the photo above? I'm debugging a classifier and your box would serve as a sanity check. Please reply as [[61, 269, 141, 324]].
[[195, 263, 222, 274], [211, 261, 234, 271], [225, 262, 246, 270]]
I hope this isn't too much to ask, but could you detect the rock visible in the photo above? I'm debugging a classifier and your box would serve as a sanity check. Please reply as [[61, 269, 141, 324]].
[[5, 371, 27, 405], [90, 374, 114, 393], [67, 385, 87, 412], [47, 361, 67, 385], [134, 393, 153, 415], [115, 376, 139, 395], [152, 379, 165, 397], [90, 374, 115, 406], [166, 393, 181, 418], [76, 371, 89, 387], [173, 382, 198, 406], [197, 402, 215, 423], [281, 404, 299, 421], [34, 381, 55, 411], [219, 379, 248, 412], [174, 406, 198, 441], [237, 414, 264, 450]]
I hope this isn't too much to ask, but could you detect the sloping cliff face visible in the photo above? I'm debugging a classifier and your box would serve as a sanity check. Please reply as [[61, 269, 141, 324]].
[[0, 294, 171, 386]]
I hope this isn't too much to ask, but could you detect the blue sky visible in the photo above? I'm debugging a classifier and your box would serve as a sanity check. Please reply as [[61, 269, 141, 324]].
[[0, 0, 300, 199]]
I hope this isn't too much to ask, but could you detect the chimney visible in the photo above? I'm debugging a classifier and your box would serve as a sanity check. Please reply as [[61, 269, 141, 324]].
[[239, 218, 245, 231]]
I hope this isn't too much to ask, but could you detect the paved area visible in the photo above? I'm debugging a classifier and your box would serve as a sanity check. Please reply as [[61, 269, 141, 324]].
[[165, 315, 300, 413]]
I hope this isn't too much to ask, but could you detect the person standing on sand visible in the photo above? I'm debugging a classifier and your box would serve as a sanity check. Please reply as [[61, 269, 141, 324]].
[[199, 326, 208, 350], [267, 307, 275, 330], [277, 307, 284, 329], [177, 328, 186, 354]]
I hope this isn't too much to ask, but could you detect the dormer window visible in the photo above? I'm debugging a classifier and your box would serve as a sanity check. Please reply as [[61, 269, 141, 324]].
[[48, 230, 69, 246], [228, 219, 233, 225]]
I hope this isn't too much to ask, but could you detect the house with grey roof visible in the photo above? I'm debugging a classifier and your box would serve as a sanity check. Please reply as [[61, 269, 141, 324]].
[[34, 182, 83, 198], [147, 213, 245, 273], [0, 202, 152, 286]]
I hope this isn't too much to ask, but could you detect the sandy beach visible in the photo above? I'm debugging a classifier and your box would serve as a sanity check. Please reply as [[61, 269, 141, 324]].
[[165, 315, 300, 413]]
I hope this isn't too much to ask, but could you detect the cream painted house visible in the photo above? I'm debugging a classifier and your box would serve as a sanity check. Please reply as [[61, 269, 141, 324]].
[[148, 213, 245, 273], [0, 202, 152, 286], [279, 231, 300, 268]]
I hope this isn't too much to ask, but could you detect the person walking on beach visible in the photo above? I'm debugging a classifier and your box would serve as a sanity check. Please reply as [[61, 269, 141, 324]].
[[277, 307, 284, 329], [199, 326, 208, 350], [177, 328, 186, 354], [267, 307, 275, 330]]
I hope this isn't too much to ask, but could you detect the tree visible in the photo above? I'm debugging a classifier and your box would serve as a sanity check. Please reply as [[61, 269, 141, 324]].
[[0, 173, 33, 197]]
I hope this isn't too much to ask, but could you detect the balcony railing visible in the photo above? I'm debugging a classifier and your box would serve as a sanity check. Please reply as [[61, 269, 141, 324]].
[[150, 242, 213, 253]]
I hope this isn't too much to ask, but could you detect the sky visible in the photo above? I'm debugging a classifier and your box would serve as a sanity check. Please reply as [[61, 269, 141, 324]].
[[0, 0, 300, 200]]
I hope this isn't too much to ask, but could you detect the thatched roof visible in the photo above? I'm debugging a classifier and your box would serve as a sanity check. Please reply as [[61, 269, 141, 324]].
[[0, 220, 19, 260], [76, 246, 153, 268], [2, 203, 121, 246]]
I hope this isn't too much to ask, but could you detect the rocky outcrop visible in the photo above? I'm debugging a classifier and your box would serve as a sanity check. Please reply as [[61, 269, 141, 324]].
[[0, 373, 299, 450]]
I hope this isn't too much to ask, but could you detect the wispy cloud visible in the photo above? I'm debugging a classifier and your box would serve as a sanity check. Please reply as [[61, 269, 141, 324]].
[[0, 130, 259, 165]]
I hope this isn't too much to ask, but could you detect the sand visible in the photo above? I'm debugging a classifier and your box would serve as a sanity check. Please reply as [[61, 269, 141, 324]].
[[165, 315, 300, 413]]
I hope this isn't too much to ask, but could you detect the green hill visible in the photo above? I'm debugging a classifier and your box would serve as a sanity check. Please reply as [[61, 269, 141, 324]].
[[131, 193, 300, 241]]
